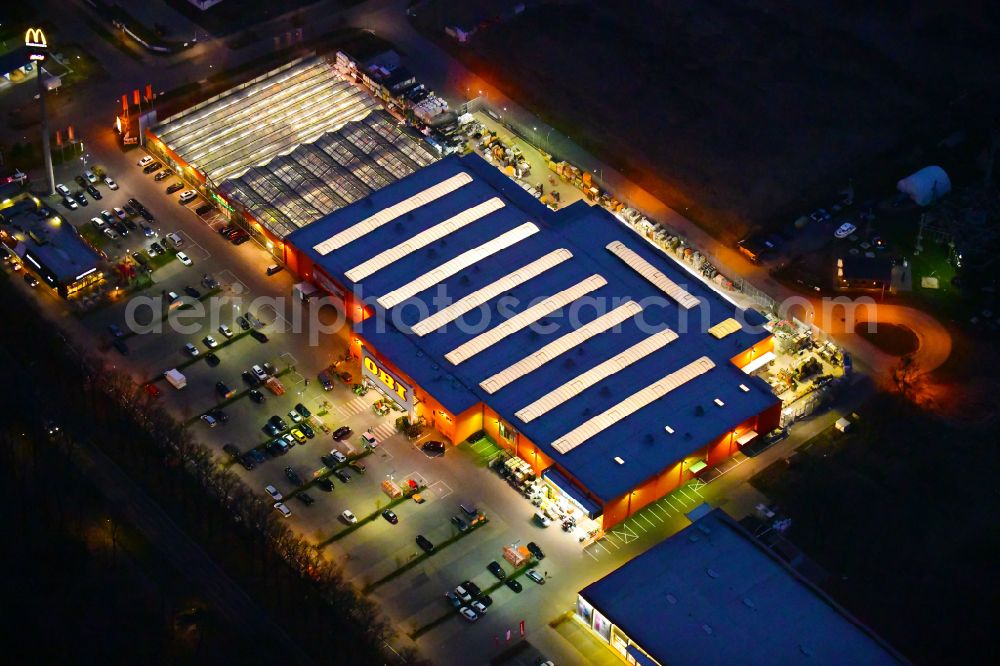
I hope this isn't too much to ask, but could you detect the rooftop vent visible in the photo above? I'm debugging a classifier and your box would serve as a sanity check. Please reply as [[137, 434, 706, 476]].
[[706, 568, 720, 579], [613, 456, 625, 465], [664, 425, 675, 434], [666, 594, 677, 605], [697, 524, 711, 535], [743, 597, 756, 610], [739, 383, 750, 392], [702, 624, 713, 635], [432, 363, 439, 370], [416, 350, 424, 357], [714, 398, 725, 407]]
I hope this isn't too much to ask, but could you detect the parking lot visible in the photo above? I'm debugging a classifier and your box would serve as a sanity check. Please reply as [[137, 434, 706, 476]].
[[17, 148, 690, 664]]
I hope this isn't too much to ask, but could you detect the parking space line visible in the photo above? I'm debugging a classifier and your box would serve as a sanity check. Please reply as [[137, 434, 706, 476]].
[[643, 510, 662, 525], [601, 534, 621, 549], [665, 497, 682, 512], [429, 479, 452, 500], [680, 487, 700, 504], [584, 547, 599, 561], [629, 518, 647, 533], [176, 231, 210, 261]]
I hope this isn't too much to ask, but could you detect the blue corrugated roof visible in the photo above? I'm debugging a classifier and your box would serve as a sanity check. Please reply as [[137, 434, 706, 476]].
[[579, 509, 903, 665], [289, 155, 778, 502]]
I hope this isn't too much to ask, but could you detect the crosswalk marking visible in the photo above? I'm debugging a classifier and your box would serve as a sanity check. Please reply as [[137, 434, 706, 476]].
[[371, 423, 396, 440], [333, 396, 370, 418]]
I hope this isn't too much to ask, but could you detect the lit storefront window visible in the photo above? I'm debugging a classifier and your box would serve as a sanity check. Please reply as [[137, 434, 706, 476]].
[[498, 419, 517, 442]]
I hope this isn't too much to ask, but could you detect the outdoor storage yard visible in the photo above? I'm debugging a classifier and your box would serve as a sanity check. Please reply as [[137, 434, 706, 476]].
[[422, 0, 1000, 242]]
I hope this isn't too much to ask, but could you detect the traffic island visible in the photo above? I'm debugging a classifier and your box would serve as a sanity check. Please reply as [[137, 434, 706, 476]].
[[408, 560, 539, 639], [362, 518, 491, 594], [312, 482, 423, 547]]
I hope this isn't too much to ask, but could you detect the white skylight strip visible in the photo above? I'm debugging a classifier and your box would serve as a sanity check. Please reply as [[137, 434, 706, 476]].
[[480, 301, 644, 394], [445, 274, 608, 366], [313, 172, 473, 255], [378, 222, 539, 309], [606, 240, 701, 309], [515, 328, 680, 423], [345, 198, 505, 282], [550, 356, 716, 454], [411, 249, 573, 336]]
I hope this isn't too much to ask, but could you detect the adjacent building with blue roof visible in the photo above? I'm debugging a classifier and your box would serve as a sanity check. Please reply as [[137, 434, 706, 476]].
[[286, 154, 780, 528], [577, 509, 905, 665]]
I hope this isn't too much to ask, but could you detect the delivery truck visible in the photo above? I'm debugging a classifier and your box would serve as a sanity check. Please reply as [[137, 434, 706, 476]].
[[164, 369, 186, 389]]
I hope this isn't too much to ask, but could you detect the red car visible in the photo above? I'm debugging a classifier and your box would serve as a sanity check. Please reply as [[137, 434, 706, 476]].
[[144, 383, 162, 398]]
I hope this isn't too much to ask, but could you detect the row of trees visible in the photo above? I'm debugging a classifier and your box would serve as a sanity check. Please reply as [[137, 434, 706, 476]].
[[0, 278, 425, 664]]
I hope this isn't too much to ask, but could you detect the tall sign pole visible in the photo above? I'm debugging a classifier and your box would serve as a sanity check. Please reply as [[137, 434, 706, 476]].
[[26, 28, 55, 196]]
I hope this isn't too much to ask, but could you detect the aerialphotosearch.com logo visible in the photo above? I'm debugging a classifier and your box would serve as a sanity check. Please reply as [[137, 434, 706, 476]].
[[122, 281, 881, 345]]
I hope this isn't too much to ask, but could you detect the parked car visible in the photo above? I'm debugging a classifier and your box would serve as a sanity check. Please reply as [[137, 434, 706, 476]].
[[526, 542, 545, 560], [289, 428, 306, 444], [416, 535, 434, 552], [250, 330, 269, 343], [200, 414, 218, 428], [236, 315, 250, 331], [143, 162, 162, 174], [205, 353, 220, 367], [202, 335, 218, 349], [294, 402, 311, 418], [62, 195, 78, 210], [222, 443, 241, 459], [242, 371, 261, 387], [526, 569, 545, 585], [268, 415, 288, 431], [141, 224, 156, 238], [382, 509, 398, 524], [184, 343, 200, 357], [215, 381, 233, 398], [184, 286, 201, 298], [459, 607, 478, 622], [445, 591, 461, 608], [299, 423, 315, 439], [239, 454, 256, 471], [86, 184, 102, 199], [288, 409, 303, 424], [104, 175, 118, 190], [265, 485, 282, 501], [317, 370, 334, 390], [321, 453, 341, 468], [451, 515, 469, 532], [315, 477, 334, 492], [487, 561, 506, 580], [176, 251, 193, 266], [248, 388, 264, 403], [84, 169, 98, 184], [333, 469, 351, 483], [56, 183, 71, 197], [74, 191, 88, 206], [834, 222, 857, 239], [505, 578, 523, 593], [274, 502, 292, 518], [296, 492, 315, 506], [251, 364, 268, 381], [195, 203, 214, 215], [332, 426, 352, 441], [137, 156, 154, 167], [219, 324, 234, 338], [284, 466, 302, 485], [178, 190, 197, 204], [341, 509, 357, 524], [422, 440, 446, 456], [153, 169, 171, 181], [23, 273, 39, 287], [470, 600, 488, 615]]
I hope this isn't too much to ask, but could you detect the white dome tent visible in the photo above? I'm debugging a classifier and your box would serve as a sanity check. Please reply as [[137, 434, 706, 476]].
[[897, 166, 951, 206]]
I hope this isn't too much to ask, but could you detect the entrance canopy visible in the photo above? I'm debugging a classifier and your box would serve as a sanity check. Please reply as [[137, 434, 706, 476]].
[[543, 467, 602, 519]]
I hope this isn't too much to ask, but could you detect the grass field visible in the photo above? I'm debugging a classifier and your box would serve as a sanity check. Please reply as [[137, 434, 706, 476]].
[[422, 1, 1000, 243], [750, 393, 997, 663]]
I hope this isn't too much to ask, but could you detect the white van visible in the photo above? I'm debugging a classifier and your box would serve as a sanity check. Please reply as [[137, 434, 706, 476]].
[[165, 232, 184, 247]]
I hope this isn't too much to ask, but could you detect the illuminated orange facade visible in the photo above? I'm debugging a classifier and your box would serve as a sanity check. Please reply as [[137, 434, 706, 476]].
[[354, 328, 779, 531]]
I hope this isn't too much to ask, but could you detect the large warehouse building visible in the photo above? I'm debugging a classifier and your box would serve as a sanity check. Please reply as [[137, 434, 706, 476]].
[[144, 55, 437, 257], [576, 509, 904, 665], [286, 154, 780, 529]]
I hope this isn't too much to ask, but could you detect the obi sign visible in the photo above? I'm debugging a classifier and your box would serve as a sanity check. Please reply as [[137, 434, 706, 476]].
[[362, 349, 413, 413]]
